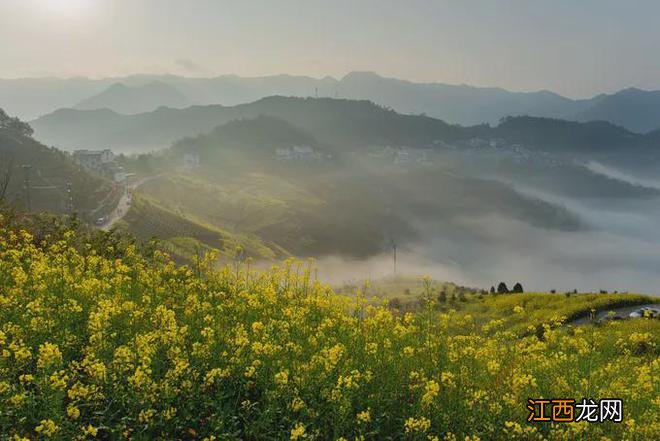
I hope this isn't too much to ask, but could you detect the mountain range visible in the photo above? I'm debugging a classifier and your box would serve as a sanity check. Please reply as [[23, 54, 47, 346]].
[[29, 95, 660, 170], [3, 72, 660, 132]]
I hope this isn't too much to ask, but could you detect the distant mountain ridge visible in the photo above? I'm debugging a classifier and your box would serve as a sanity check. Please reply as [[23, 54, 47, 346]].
[[4, 72, 660, 131], [575, 87, 660, 133], [335, 71, 596, 126], [75, 81, 190, 114]]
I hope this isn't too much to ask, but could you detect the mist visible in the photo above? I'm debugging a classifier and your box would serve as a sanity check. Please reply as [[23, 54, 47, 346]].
[[312, 163, 660, 295]]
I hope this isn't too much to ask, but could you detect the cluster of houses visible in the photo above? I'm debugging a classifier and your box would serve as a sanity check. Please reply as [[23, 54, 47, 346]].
[[182, 153, 200, 169], [71, 149, 128, 182], [366, 145, 434, 165], [439, 137, 562, 166], [275, 145, 329, 161]]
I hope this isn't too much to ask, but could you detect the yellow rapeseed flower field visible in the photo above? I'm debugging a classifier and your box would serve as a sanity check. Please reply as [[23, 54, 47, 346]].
[[0, 220, 658, 440]]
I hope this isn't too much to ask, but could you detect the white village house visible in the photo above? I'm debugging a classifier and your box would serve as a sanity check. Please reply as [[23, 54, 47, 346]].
[[72, 149, 126, 182]]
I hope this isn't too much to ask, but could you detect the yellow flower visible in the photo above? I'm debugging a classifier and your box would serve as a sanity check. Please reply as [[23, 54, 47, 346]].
[[421, 380, 440, 406], [18, 374, 34, 385], [356, 409, 372, 423], [84, 358, 107, 382], [274, 370, 289, 386], [37, 342, 63, 370], [35, 419, 59, 437], [67, 405, 81, 420], [8, 393, 27, 407], [49, 370, 69, 390], [162, 407, 177, 420], [404, 417, 431, 433], [204, 367, 230, 386], [291, 397, 305, 412], [82, 424, 98, 437], [290, 422, 306, 440], [10, 342, 31, 362], [486, 360, 500, 375], [251, 321, 264, 333], [138, 408, 156, 423], [244, 365, 256, 379], [440, 371, 455, 389]]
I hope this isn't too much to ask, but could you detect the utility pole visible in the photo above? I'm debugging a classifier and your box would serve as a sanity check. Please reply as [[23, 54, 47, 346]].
[[21, 164, 32, 211], [66, 182, 74, 214], [392, 242, 397, 275]]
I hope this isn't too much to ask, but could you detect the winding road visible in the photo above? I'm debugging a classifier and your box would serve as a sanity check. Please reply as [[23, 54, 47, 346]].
[[99, 175, 157, 231]]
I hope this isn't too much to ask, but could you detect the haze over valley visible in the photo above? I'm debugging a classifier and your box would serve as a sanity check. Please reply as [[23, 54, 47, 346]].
[[3, 91, 660, 293]]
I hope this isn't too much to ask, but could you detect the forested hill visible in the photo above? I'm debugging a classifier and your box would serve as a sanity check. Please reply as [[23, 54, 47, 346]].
[[0, 109, 111, 216]]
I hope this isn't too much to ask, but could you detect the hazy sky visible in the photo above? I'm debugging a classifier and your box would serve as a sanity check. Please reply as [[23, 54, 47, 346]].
[[1, 0, 659, 97]]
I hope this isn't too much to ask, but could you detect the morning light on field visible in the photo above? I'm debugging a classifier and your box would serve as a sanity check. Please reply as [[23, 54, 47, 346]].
[[0, 1, 658, 439]]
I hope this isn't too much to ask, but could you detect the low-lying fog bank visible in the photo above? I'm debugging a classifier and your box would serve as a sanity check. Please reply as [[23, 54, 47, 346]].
[[314, 165, 660, 295]]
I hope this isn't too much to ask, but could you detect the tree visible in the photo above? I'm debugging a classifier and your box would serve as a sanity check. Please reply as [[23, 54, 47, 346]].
[[437, 291, 447, 303], [489, 286, 495, 294], [497, 282, 509, 294], [0, 109, 33, 138], [512, 282, 524, 293], [0, 152, 14, 203]]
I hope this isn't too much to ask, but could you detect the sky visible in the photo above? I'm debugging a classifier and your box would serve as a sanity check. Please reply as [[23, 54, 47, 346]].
[[1, 0, 659, 97]]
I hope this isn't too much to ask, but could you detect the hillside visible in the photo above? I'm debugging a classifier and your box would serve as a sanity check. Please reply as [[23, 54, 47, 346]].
[[492, 116, 642, 154], [0, 109, 112, 217], [115, 115, 588, 263], [75, 81, 190, 114]]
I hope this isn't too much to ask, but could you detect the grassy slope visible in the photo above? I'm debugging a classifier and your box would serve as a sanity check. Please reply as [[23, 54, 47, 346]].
[[120, 193, 282, 261]]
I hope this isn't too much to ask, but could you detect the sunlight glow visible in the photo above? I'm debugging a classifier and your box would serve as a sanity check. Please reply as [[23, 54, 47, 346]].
[[35, 0, 93, 19]]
